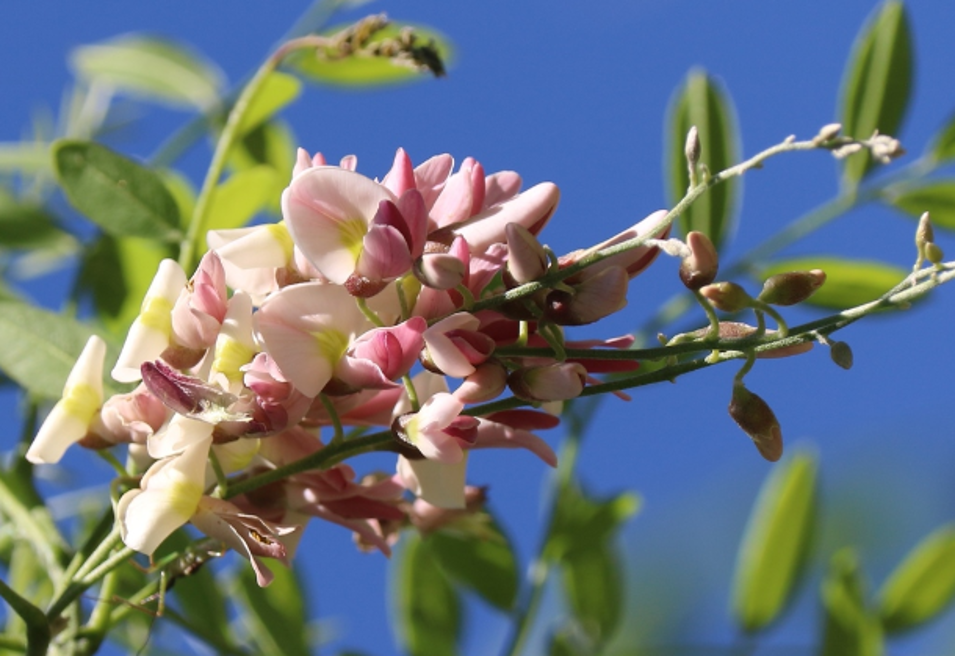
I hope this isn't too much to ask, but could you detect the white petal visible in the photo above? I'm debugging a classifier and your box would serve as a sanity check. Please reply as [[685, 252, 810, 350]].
[[397, 456, 468, 509]]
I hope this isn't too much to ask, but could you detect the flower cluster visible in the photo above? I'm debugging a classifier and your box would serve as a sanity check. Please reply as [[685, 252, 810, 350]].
[[27, 147, 668, 585]]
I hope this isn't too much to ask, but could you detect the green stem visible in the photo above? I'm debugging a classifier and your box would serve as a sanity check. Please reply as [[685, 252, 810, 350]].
[[402, 374, 422, 412], [0, 578, 51, 656], [319, 393, 345, 444], [0, 472, 66, 583], [356, 297, 385, 327], [209, 449, 230, 497]]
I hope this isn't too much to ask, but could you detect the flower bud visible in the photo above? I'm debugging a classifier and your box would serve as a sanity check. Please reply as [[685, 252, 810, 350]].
[[924, 242, 944, 264], [454, 361, 508, 403], [685, 126, 701, 170], [679, 231, 719, 290], [757, 270, 826, 306], [507, 362, 587, 402], [916, 212, 935, 248], [829, 341, 853, 370], [868, 133, 905, 164], [728, 383, 783, 462], [815, 123, 842, 143], [506, 223, 549, 284], [544, 266, 628, 325], [414, 252, 466, 290], [699, 281, 752, 313]]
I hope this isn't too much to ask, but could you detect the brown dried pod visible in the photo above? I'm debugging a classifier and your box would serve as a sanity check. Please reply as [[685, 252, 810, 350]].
[[728, 383, 783, 462]]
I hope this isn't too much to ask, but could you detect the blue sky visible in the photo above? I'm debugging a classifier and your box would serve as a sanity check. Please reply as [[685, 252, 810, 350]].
[[0, 1, 952, 654]]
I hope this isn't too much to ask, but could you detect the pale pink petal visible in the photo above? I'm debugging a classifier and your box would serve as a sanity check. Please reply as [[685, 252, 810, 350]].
[[455, 182, 559, 253], [471, 419, 557, 467]]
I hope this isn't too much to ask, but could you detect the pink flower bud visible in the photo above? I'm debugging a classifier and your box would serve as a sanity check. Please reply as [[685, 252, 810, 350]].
[[728, 383, 783, 462], [700, 281, 752, 313], [506, 222, 548, 284], [507, 362, 587, 402], [454, 361, 508, 403], [679, 231, 719, 290], [415, 252, 466, 290], [544, 266, 628, 325], [757, 270, 826, 306]]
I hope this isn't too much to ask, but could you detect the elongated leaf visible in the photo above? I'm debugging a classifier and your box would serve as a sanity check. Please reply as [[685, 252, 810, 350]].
[[882, 181, 955, 230], [394, 532, 460, 656], [839, 1, 913, 188], [53, 140, 181, 241], [759, 257, 907, 309], [159, 169, 198, 229], [70, 35, 224, 111], [0, 198, 69, 249], [0, 301, 120, 399], [732, 450, 817, 632], [206, 165, 282, 232], [929, 115, 954, 162], [238, 71, 302, 136], [287, 23, 452, 87], [236, 562, 310, 656], [666, 68, 740, 249], [561, 543, 624, 647], [819, 548, 884, 656], [427, 515, 519, 611], [0, 142, 51, 175], [877, 525, 955, 632], [546, 485, 640, 560]]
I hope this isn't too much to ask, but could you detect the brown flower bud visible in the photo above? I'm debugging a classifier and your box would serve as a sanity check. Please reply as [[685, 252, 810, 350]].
[[679, 231, 719, 290], [829, 341, 853, 370], [728, 383, 783, 462], [699, 281, 752, 313], [757, 270, 826, 306]]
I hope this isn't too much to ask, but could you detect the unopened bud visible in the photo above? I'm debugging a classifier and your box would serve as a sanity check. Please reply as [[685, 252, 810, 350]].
[[506, 223, 549, 284], [815, 123, 842, 143], [507, 362, 587, 402], [831, 142, 864, 159], [685, 126, 701, 169], [679, 231, 719, 290], [699, 281, 752, 313], [868, 133, 905, 164], [544, 266, 628, 325], [924, 242, 944, 264], [454, 361, 508, 403], [829, 341, 853, 370], [758, 269, 826, 306], [414, 252, 466, 290], [916, 212, 935, 247], [728, 383, 783, 462]]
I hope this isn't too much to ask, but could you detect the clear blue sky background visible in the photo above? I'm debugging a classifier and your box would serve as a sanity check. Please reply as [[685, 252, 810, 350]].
[[0, 2, 952, 655]]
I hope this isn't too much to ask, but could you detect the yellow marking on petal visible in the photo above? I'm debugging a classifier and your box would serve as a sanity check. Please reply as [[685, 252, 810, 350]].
[[212, 336, 256, 383], [270, 222, 296, 262], [404, 415, 421, 445], [60, 382, 101, 425], [139, 295, 174, 335], [338, 217, 368, 261], [313, 328, 350, 365], [165, 477, 204, 520]]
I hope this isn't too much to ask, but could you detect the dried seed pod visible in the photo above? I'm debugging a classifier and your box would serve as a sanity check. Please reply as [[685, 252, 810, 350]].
[[729, 383, 783, 462], [829, 341, 854, 370]]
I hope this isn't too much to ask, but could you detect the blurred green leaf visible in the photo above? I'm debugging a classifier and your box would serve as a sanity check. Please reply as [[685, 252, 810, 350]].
[[287, 22, 452, 87], [70, 35, 224, 111], [0, 142, 51, 175], [877, 524, 955, 633], [236, 562, 310, 656], [206, 165, 281, 232], [394, 532, 460, 656], [819, 548, 884, 656], [732, 450, 817, 633], [230, 120, 296, 215], [546, 485, 640, 560], [839, 0, 912, 189], [561, 543, 624, 648], [238, 71, 302, 136], [0, 300, 121, 399], [53, 140, 181, 241], [0, 197, 69, 249], [929, 115, 954, 163], [159, 169, 198, 229], [666, 68, 740, 249], [0, 574, 50, 655], [759, 257, 907, 309], [427, 515, 519, 611], [882, 180, 955, 230]]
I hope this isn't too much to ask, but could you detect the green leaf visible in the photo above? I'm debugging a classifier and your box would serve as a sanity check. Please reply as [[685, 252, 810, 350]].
[[666, 68, 740, 249], [819, 548, 884, 656], [877, 524, 955, 633], [206, 165, 282, 232], [839, 0, 913, 188], [732, 450, 817, 633], [287, 23, 452, 88], [53, 140, 181, 241], [0, 300, 121, 399], [394, 532, 460, 656], [929, 115, 954, 163], [158, 169, 198, 229], [561, 543, 624, 647], [427, 515, 519, 611], [237, 71, 302, 136], [0, 197, 69, 249], [0, 142, 51, 175], [236, 562, 311, 656], [546, 485, 640, 560], [759, 257, 907, 309], [882, 180, 955, 230], [230, 120, 296, 215], [70, 35, 224, 111]]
